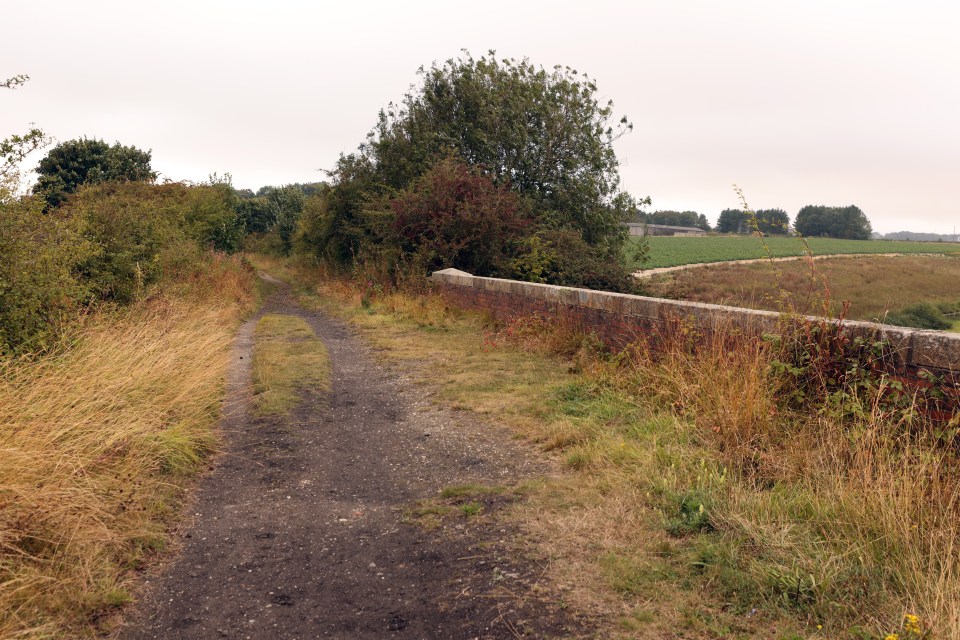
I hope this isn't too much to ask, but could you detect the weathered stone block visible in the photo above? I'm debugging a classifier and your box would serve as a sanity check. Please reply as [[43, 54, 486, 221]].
[[541, 284, 562, 303], [621, 296, 661, 319], [558, 287, 580, 307], [912, 331, 960, 371], [601, 292, 627, 314]]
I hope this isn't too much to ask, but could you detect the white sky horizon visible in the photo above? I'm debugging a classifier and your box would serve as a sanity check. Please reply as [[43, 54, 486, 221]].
[[4, 0, 958, 235]]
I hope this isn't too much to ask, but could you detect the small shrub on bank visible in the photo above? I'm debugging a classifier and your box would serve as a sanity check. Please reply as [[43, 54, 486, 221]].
[[886, 302, 954, 330]]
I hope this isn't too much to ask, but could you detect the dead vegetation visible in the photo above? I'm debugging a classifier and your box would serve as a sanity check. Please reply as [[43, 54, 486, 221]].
[[0, 255, 255, 638], [253, 253, 959, 639]]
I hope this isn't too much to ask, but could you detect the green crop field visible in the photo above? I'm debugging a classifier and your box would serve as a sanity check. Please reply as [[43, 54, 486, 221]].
[[626, 235, 960, 270]]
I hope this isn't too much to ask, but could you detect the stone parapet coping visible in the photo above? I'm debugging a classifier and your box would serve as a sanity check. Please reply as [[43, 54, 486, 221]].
[[431, 268, 960, 374]]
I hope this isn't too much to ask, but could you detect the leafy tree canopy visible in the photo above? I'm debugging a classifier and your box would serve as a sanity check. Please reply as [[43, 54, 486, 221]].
[[716, 208, 751, 234], [754, 208, 790, 235], [637, 210, 710, 231], [339, 51, 637, 254], [34, 138, 156, 209], [391, 157, 530, 275], [795, 205, 871, 240]]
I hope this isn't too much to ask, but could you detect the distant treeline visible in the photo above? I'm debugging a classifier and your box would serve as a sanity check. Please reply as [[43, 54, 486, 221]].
[[878, 231, 960, 242], [638, 205, 873, 240]]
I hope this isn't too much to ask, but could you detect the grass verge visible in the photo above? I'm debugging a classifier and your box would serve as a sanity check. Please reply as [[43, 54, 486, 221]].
[[252, 314, 331, 416], [251, 254, 957, 639], [0, 254, 255, 638]]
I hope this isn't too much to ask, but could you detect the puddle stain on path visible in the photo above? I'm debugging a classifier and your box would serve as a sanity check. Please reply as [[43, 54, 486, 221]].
[[120, 277, 586, 639]]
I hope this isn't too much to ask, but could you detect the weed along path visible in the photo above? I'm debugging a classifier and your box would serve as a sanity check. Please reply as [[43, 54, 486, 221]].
[[120, 276, 584, 639]]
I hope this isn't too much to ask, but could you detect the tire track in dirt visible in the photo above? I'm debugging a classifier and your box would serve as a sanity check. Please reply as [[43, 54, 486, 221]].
[[119, 277, 586, 639]]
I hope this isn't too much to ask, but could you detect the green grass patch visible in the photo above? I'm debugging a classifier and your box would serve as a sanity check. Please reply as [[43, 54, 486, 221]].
[[627, 235, 960, 269], [440, 483, 507, 498], [459, 501, 484, 517], [252, 314, 330, 415]]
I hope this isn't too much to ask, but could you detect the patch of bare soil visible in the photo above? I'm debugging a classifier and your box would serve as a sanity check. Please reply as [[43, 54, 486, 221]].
[[118, 280, 589, 639]]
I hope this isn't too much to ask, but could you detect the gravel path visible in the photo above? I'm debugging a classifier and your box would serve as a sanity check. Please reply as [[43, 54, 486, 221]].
[[119, 277, 585, 639]]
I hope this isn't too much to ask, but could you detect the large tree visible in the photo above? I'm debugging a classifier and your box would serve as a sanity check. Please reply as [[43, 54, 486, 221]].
[[795, 205, 871, 240], [755, 208, 790, 235], [34, 138, 156, 208], [716, 208, 750, 234], [338, 51, 637, 254]]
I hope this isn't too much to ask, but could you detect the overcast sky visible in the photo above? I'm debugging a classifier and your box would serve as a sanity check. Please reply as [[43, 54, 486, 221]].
[[4, 0, 958, 234]]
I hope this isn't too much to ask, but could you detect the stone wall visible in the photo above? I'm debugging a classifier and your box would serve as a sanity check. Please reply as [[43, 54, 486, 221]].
[[430, 268, 960, 379]]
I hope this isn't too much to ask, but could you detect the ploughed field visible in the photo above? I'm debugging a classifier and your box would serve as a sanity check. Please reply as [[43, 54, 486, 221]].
[[644, 254, 960, 324], [626, 235, 960, 269]]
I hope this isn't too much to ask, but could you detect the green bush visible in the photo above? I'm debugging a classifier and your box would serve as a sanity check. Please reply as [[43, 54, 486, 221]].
[[64, 183, 190, 302], [183, 185, 244, 252], [64, 182, 241, 303], [509, 229, 639, 293], [0, 200, 92, 353], [885, 303, 953, 330]]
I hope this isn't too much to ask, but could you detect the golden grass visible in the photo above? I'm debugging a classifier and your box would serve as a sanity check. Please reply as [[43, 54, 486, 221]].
[[252, 314, 330, 416], [255, 255, 960, 638], [0, 254, 255, 638], [646, 254, 960, 321]]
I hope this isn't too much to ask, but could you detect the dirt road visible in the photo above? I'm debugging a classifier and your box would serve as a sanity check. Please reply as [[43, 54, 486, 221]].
[[632, 252, 921, 279], [120, 279, 585, 639]]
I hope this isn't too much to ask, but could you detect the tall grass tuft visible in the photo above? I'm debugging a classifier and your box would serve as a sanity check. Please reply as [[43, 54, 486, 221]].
[[0, 254, 254, 638]]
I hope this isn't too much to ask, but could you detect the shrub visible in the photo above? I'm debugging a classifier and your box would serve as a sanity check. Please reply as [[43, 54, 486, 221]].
[[183, 184, 244, 252], [391, 157, 531, 276], [64, 183, 191, 302], [886, 303, 952, 330], [509, 229, 639, 293], [0, 199, 92, 353], [64, 182, 241, 302]]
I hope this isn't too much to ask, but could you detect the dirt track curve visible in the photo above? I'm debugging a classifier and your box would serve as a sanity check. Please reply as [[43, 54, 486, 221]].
[[119, 277, 586, 639], [632, 252, 926, 279]]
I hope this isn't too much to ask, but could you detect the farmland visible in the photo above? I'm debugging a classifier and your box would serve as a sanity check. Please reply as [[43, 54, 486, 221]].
[[626, 235, 960, 270], [644, 254, 960, 323]]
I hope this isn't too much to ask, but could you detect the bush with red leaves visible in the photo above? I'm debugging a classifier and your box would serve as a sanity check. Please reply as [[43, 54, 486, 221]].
[[391, 158, 531, 276]]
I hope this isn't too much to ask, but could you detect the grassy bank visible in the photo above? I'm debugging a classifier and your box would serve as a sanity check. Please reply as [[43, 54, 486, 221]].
[[0, 254, 256, 638], [645, 254, 960, 322], [254, 254, 958, 639], [627, 235, 960, 270]]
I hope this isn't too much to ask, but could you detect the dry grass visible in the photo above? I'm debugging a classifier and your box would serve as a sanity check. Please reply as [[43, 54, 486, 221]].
[[252, 314, 330, 416], [0, 254, 255, 638], [646, 254, 960, 321], [612, 325, 960, 636], [254, 254, 960, 638]]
